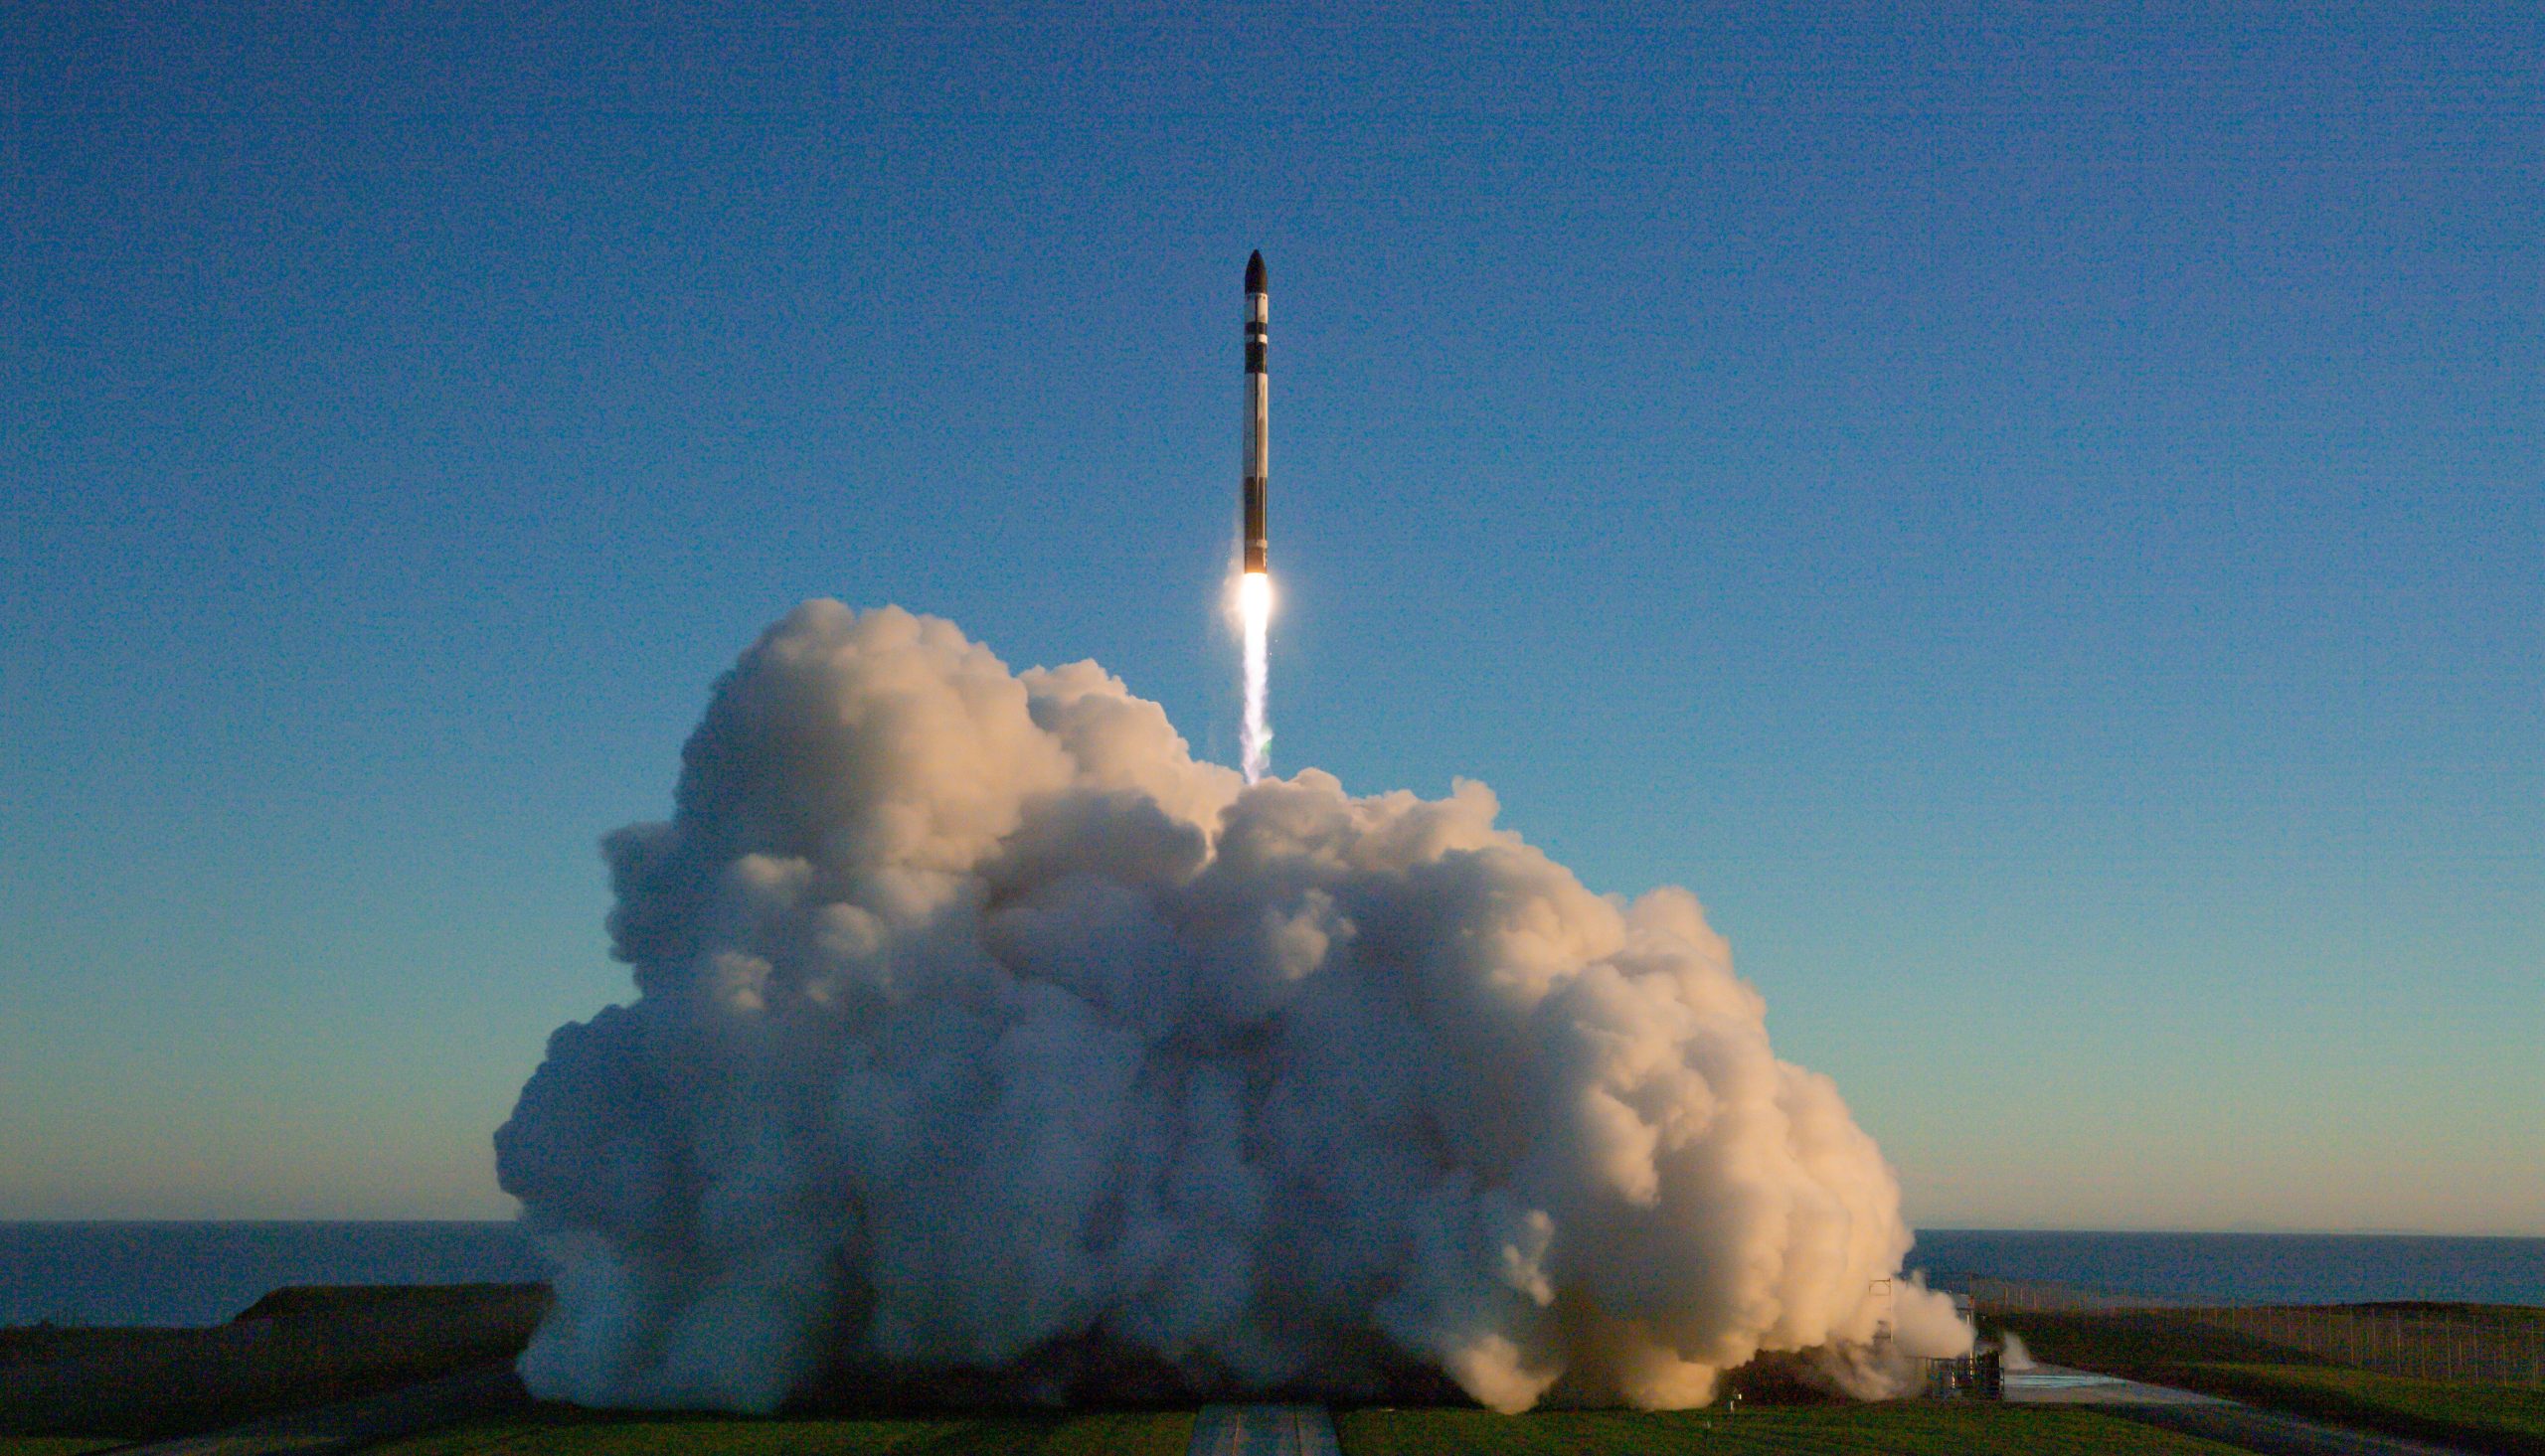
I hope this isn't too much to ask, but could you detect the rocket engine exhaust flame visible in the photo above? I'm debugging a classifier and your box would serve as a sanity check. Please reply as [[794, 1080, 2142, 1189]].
[[1241, 570, 1272, 784], [1238, 250, 1272, 784], [495, 603, 1970, 1415]]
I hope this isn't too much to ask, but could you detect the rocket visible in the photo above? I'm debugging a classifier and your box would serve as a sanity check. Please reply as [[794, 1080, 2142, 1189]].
[[1242, 249, 1269, 574]]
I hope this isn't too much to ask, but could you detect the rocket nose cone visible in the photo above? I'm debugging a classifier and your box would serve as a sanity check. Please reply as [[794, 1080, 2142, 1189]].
[[1245, 249, 1266, 293]]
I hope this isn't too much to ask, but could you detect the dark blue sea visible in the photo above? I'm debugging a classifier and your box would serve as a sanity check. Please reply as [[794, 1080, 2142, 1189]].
[[1911, 1229, 2545, 1308], [3, 1222, 2539, 1327]]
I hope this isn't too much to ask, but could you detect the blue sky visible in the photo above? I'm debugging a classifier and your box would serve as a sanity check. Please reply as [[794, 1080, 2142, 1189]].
[[3, 5, 2538, 1232]]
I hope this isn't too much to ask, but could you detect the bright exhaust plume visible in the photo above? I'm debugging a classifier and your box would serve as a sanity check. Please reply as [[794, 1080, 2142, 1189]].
[[1240, 570, 1272, 785]]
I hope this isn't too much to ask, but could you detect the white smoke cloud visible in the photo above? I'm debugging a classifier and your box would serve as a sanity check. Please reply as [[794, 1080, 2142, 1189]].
[[495, 601, 1965, 1413]]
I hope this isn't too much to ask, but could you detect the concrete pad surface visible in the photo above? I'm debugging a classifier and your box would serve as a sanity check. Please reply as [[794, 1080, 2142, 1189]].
[[2006, 1362, 2228, 1406], [2007, 1362, 2481, 1456], [1189, 1403, 1339, 1456]]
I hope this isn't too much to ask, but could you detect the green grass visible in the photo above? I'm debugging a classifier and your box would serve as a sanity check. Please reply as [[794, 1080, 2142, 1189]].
[[2000, 1310, 2545, 1456], [2191, 1364, 2545, 1456], [362, 1408, 1197, 1456], [1996, 1310, 2324, 1370], [2360, 1303, 2545, 1329], [0, 1285, 546, 1441], [354, 1402, 2253, 1456], [1333, 1403, 2249, 1455]]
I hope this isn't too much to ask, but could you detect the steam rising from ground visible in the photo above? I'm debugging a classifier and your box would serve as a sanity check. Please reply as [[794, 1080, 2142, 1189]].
[[496, 602, 1965, 1413]]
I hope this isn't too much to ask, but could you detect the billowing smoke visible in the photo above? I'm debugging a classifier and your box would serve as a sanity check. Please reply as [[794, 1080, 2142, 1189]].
[[496, 602, 1966, 1413]]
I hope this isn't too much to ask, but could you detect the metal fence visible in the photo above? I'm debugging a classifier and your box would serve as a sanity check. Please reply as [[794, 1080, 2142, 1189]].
[[2183, 1302, 2545, 1386], [1965, 1276, 2545, 1387]]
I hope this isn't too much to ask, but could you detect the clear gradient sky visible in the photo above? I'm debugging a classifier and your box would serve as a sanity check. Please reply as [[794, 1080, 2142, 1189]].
[[3, 5, 2538, 1232]]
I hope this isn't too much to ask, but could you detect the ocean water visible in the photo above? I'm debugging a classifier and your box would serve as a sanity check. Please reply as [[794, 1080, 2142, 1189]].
[[1912, 1229, 2545, 1308], [3, 1221, 2539, 1328], [0, 1220, 548, 1327]]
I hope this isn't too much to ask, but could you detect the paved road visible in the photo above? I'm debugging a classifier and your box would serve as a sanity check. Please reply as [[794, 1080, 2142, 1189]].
[[2008, 1363, 2480, 1456], [116, 1363, 529, 1456], [1188, 1403, 1340, 1456]]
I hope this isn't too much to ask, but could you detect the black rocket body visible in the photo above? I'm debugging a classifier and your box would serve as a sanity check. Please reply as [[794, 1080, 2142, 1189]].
[[1243, 250, 1269, 574]]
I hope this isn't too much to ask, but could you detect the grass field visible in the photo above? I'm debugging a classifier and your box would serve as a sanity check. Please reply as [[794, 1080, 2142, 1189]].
[[13, 1284, 2534, 1455], [2367, 1303, 2545, 1329], [2192, 1363, 2545, 1456], [1336, 1404, 2250, 1455], [353, 1403, 2246, 1455], [364, 1409, 1198, 1455], [2003, 1310, 2545, 1456], [0, 1284, 545, 1442]]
